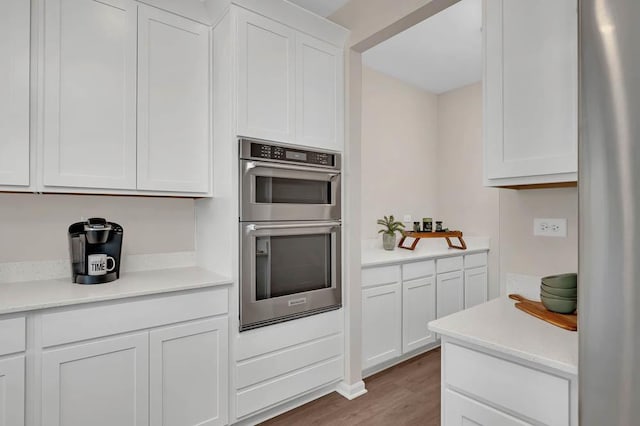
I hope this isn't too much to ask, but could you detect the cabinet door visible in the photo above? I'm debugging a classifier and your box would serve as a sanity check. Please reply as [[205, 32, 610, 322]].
[[402, 276, 436, 354], [236, 8, 296, 143], [0, 0, 30, 187], [444, 389, 532, 426], [0, 356, 25, 426], [137, 6, 211, 193], [362, 283, 401, 369], [43, 0, 137, 190], [437, 270, 464, 318], [150, 318, 228, 426], [465, 266, 488, 309], [484, 0, 577, 183], [296, 33, 344, 151], [42, 333, 149, 426]]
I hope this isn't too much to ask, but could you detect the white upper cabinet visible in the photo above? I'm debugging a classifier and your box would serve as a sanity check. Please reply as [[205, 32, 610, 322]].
[[0, 0, 30, 188], [234, 7, 345, 151], [236, 8, 296, 143], [484, 0, 578, 187], [137, 5, 211, 193], [43, 0, 137, 190], [296, 33, 344, 152]]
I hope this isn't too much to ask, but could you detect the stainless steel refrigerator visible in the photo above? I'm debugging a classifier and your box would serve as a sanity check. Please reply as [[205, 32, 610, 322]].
[[580, 1, 640, 424]]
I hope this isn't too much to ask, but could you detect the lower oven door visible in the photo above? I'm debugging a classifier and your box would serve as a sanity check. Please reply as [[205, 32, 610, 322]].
[[240, 221, 342, 331]]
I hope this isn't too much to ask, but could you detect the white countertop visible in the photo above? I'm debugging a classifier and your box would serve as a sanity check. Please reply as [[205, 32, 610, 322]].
[[0, 267, 232, 315], [429, 297, 578, 375], [361, 237, 490, 267]]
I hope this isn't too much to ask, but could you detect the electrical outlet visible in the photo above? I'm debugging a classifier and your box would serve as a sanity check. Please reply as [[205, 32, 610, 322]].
[[403, 214, 412, 223], [533, 218, 567, 237]]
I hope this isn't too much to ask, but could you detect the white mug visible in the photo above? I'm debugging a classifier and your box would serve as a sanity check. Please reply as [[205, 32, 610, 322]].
[[88, 254, 116, 276]]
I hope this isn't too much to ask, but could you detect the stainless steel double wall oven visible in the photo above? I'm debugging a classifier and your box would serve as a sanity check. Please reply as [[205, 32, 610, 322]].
[[239, 139, 342, 331]]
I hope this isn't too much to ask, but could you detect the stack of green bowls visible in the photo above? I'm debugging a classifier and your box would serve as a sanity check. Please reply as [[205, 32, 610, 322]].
[[540, 273, 577, 314]]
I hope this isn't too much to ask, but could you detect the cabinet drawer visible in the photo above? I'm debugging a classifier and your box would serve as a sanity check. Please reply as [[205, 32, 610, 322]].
[[436, 256, 463, 274], [402, 260, 435, 281], [465, 252, 488, 269], [444, 389, 531, 426], [236, 356, 342, 418], [362, 265, 400, 288], [0, 316, 26, 356], [237, 333, 342, 389], [42, 287, 228, 347], [444, 342, 569, 426]]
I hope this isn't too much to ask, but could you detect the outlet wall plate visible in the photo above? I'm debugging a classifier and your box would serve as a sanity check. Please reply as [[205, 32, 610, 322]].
[[533, 218, 568, 237]]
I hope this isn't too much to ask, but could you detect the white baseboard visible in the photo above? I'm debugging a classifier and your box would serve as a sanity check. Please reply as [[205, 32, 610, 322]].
[[336, 380, 368, 400]]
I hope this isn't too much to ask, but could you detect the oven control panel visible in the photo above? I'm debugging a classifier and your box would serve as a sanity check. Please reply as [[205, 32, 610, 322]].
[[248, 142, 336, 168]]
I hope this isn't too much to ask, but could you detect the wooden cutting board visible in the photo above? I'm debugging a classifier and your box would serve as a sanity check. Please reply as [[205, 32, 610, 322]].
[[508, 294, 577, 331]]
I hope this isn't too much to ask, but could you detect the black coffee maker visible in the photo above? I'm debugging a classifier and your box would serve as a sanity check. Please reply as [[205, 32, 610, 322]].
[[68, 218, 123, 284]]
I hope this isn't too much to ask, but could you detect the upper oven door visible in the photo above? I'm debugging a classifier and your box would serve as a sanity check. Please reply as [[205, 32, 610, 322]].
[[240, 159, 341, 222]]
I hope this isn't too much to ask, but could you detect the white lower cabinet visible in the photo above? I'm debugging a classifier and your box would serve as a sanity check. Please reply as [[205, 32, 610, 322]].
[[362, 283, 402, 369], [445, 389, 531, 426], [0, 356, 25, 426], [465, 266, 488, 309], [402, 276, 436, 353], [442, 341, 574, 426], [41, 333, 149, 426], [437, 270, 464, 318], [234, 310, 343, 420], [30, 287, 229, 426], [362, 252, 488, 372], [150, 318, 228, 426]]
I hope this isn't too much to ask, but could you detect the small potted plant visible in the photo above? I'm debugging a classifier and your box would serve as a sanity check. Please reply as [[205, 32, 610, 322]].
[[377, 215, 405, 251]]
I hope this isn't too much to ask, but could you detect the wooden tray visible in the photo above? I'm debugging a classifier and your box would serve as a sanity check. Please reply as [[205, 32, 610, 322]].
[[508, 294, 577, 331], [404, 230, 467, 250]]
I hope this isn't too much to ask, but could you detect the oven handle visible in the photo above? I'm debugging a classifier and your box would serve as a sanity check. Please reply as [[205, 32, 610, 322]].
[[247, 161, 340, 177], [248, 221, 342, 231]]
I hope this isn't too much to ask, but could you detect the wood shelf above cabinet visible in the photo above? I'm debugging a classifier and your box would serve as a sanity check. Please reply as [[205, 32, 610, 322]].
[[404, 231, 467, 250]]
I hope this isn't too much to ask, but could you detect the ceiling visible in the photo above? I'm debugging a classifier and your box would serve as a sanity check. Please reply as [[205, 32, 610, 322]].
[[362, 0, 482, 94], [287, 0, 351, 18]]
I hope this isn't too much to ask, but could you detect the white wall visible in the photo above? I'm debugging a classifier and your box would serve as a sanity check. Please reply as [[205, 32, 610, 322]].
[[499, 187, 578, 288], [437, 82, 500, 297], [361, 65, 439, 239], [0, 193, 195, 262]]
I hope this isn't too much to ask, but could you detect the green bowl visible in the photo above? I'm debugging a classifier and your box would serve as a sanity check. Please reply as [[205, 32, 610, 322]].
[[541, 288, 577, 301], [541, 296, 577, 314], [541, 273, 577, 289], [541, 283, 577, 298]]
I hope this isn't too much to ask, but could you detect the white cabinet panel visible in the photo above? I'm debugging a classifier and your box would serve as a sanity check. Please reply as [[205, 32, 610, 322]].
[[361, 264, 400, 288], [465, 266, 488, 309], [150, 318, 228, 426], [445, 342, 569, 426], [0, 356, 25, 426], [137, 6, 211, 193], [0, 0, 30, 187], [41, 333, 149, 426], [444, 389, 532, 426], [236, 8, 295, 143], [43, 0, 137, 189], [437, 270, 464, 318], [437, 256, 463, 274], [296, 33, 343, 151], [402, 276, 436, 353], [362, 282, 401, 369], [484, 0, 577, 185], [402, 260, 435, 281]]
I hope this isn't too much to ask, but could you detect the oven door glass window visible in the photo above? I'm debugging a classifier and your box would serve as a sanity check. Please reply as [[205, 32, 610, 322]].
[[255, 177, 331, 205], [255, 234, 332, 300]]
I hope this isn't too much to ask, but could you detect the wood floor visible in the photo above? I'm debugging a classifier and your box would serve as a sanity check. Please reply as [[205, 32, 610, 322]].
[[261, 348, 441, 426]]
